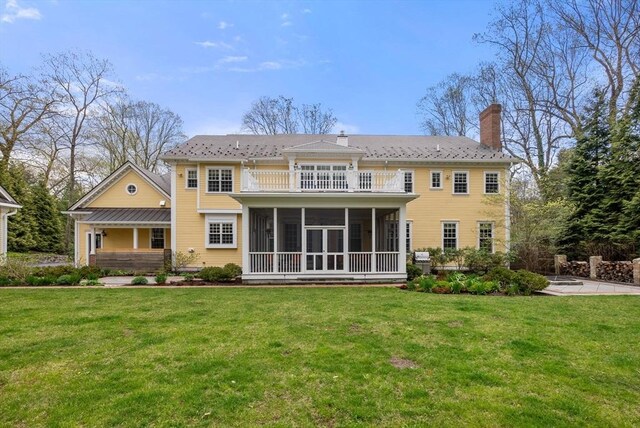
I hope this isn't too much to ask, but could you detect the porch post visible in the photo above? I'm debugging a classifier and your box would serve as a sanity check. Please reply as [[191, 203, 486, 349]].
[[371, 208, 377, 273], [301, 208, 306, 273], [345, 208, 349, 273], [242, 205, 250, 275], [399, 205, 407, 272], [133, 228, 138, 249], [273, 208, 279, 273], [288, 159, 295, 192], [90, 227, 96, 255]]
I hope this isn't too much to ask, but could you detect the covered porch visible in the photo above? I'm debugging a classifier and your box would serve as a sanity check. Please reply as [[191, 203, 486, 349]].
[[80, 208, 171, 271], [238, 195, 414, 283]]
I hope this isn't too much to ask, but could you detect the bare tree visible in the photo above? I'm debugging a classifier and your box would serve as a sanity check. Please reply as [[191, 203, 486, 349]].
[[41, 50, 121, 251], [92, 99, 185, 173], [0, 66, 57, 175], [242, 96, 338, 134], [297, 103, 338, 134], [417, 73, 476, 136]]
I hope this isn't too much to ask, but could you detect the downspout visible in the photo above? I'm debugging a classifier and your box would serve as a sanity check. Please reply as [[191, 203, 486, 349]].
[[505, 162, 512, 266]]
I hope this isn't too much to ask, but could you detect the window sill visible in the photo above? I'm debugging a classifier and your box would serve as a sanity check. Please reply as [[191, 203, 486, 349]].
[[205, 244, 237, 249]]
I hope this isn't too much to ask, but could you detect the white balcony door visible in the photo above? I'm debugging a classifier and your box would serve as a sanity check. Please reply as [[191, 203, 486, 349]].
[[305, 227, 345, 272], [300, 165, 348, 190]]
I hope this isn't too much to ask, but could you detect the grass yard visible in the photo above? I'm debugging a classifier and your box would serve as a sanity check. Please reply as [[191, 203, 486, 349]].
[[1, 289, 639, 427]]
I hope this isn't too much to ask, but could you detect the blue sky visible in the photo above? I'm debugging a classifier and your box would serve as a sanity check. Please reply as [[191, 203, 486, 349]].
[[0, 0, 497, 136]]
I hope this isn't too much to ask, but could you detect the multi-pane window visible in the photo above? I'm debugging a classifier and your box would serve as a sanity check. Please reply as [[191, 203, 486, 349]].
[[453, 171, 468, 194], [404, 171, 414, 193], [300, 165, 347, 190], [478, 222, 494, 252], [430, 171, 442, 189], [406, 221, 413, 253], [484, 172, 499, 194], [209, 222, 234, 245], [186, 168, 198, 189], [207, 168, 233, 193], [151, 228, 165, 249], [442, 222, 458, 250]]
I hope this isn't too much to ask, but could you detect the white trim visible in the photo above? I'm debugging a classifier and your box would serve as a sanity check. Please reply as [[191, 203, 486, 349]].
[[483, 171, 500, 194], [399, 205, 407, 269], [406, 220, 413, 253], [205, 213, 237, 249], [133, 228, 138, 249], [197, 209, 242, 214], [171, 164, 177, 268], [429, 170, 443, 190], [77, 221, 170, 225], [126, 183, 138, 195], [441, 221, 459, 250], [505, 165, 512, 255], [150, 227, 166, 249], [185, 167, 198, 189], [477, 221, 495, 253], [242, 205, 249, 274], [205, 166, 234, 194], [452, 170, 469, 195], [400, 169, 415, 193]]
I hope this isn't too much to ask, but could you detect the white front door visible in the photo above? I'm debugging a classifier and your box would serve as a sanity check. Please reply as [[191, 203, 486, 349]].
[[305, 227, 344, 272]]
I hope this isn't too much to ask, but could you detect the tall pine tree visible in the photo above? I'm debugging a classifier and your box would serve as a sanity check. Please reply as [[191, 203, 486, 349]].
[[3, 165, 37, 252], [30, 182, 64, 253]]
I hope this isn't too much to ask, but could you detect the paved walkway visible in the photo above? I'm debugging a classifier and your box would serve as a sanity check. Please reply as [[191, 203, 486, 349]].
[[542, 278, 640, 296]]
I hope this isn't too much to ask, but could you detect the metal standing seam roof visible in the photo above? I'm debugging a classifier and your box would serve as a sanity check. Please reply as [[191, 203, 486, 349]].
[[162, 134, 518, 163], [83, 208, 171, 223]]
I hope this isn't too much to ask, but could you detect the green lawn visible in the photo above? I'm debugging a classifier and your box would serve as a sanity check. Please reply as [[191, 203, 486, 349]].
[[1, 289, 639, 427]]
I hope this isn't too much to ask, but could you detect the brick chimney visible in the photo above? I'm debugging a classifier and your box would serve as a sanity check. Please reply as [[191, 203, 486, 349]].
[[479, 104, 502, 151]]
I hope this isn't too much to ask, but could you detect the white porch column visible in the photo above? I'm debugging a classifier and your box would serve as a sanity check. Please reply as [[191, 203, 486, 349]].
[[371, 208, 377, 273], [133, 228, 138, 249], [301, 208, 306, 273], [344, 208, 349, 273], [273, 208, 278, 273], [399, 205, 407, 272], [288, 159, 296, 192], [90, 227, 96, 255], [242, 205, 250, 275]]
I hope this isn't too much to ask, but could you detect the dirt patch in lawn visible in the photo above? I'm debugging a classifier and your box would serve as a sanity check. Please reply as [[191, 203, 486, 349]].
[[390, 356, 418, 369], [447, 320, 464, 328]]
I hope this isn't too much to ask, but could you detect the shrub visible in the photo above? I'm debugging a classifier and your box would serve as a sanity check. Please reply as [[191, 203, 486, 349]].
[[222, 263, 242, 279], [170, 250, 201, 272], [417, 275, 437, 293], [406, 263, 422, 281], [464, 248, 512, 274], [0, 276, 13, 286], [405, 280, 417, 291], [484, 267, 516, 290], [32, 265, 76, 278], [155, 273, 167, 285], [183, 273, 195, 282], [77, 265, 103, 279], [514, 270, 548, 295], [56, 274, 81, 285], [1, 258, 32, 282], [447, 272, 467, 294], [432, 280, 452, 294], [131, 276, 149, 285], [25, 275, 57, 286]]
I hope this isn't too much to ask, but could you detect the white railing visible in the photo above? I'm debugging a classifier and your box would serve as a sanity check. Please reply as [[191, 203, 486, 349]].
[[242, 169, 405, 193], [248, 251, 400, 273]]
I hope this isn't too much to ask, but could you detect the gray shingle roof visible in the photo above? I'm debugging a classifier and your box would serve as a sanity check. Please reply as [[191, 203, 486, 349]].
[[143, 169, 171, 194], [162, 134, 516, 163], [84, 208, 171, 224]]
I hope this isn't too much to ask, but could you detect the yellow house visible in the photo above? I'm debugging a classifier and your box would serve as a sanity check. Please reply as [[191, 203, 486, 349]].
[[0, 185, 21, 264], [68, 104, 515, 283]]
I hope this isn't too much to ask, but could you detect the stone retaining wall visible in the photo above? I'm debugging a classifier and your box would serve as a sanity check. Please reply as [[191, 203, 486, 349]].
[[556, 255, 640, 285], [559, 261, 589, 278]]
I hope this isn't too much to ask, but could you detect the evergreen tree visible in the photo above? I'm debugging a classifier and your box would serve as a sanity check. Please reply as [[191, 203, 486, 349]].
[[3, 165, 37, 252], [559, 91, 611, 259], [30, 182, 64, 253]]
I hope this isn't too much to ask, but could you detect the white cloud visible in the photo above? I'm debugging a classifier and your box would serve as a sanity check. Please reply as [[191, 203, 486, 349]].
[[195, 40, 232, 49], [259, 61, 282, 70], [218, 20, 232, 30], [280, 12, 292, 27], [218, 56, 248, 64], [1, 0, 42, 24], [302, 8, 311, 14], [332, 122, 360, 134]]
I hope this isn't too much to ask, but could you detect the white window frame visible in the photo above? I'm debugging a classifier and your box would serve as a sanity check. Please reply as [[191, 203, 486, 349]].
[[206, 167, 233, 194], [483, 171, 500, 194], [205, 214, 237, 248], [430, 170, 443, 189], [452, 171, 469, 195], [402, 170, 414, 193], [406, 220, 413, 253], [442, 221, 459, 250], [125, 183, 138, 195], [185, 167, 198, 189], [478, 221, 495, 253]]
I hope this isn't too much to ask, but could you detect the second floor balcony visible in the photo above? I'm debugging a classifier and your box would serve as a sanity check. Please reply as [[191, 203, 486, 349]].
[[241, 168, 406, 193]]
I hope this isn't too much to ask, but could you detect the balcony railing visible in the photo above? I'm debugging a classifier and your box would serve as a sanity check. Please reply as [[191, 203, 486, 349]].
[[241, 169, 405, 193]]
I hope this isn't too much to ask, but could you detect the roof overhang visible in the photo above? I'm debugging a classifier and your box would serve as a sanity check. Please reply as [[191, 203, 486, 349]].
[[0, 202, 21, 209], [230, 192, 418, 207]]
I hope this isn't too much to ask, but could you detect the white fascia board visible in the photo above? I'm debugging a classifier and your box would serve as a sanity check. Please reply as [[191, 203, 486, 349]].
[[197, 209, 242, 214]]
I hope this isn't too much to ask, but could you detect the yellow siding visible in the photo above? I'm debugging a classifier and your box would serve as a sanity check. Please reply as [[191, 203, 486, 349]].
[[87, 170, 170, 208]]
